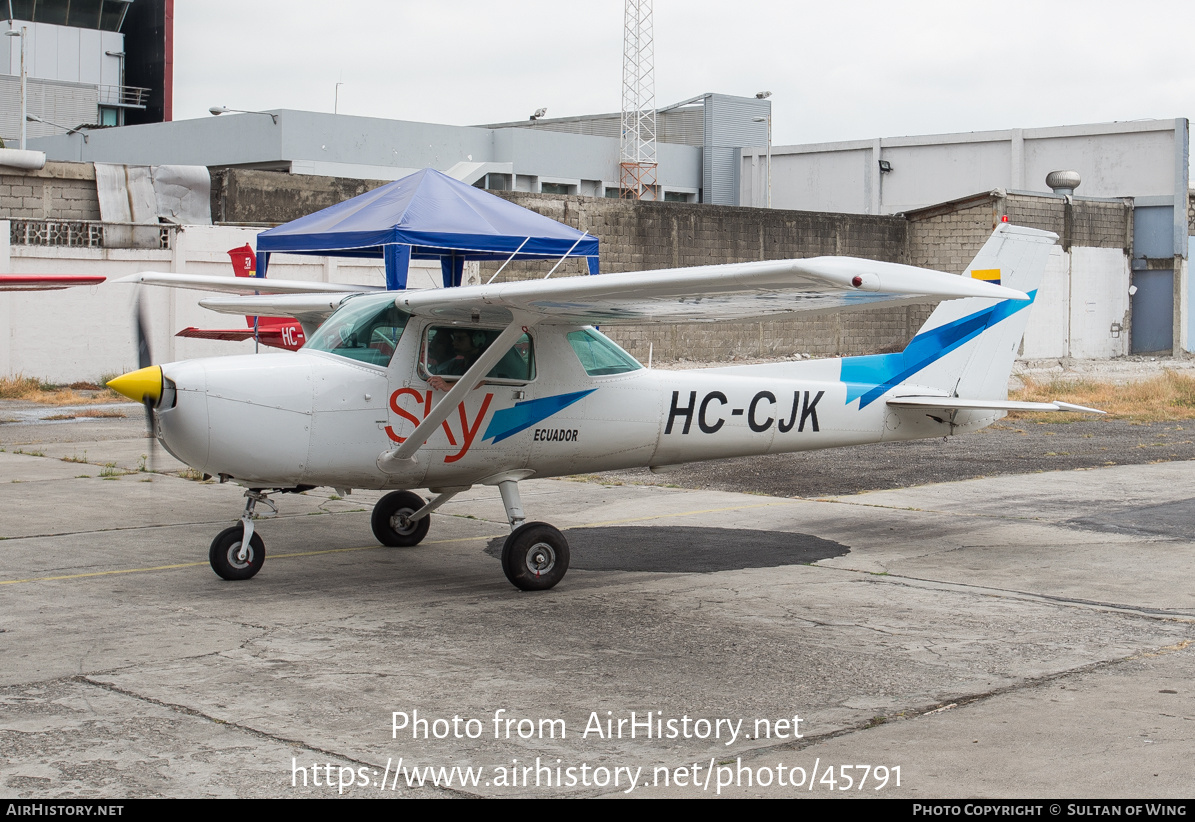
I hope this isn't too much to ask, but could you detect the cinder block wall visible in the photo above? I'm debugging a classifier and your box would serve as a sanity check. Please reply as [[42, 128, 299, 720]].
[[496, 193, 914, 361], [0, 162, 100, 221]]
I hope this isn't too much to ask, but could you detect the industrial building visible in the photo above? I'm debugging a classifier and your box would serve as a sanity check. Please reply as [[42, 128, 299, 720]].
[[2, 41, 1193, 380], [2, 0, 171, 147]]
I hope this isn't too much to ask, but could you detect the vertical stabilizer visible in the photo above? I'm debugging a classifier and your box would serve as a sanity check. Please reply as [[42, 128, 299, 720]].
[[840, 224, 1057, 407]]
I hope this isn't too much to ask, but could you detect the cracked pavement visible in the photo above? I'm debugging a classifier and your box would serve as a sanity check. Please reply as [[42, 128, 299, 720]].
[[1, 412, 1193, 797]]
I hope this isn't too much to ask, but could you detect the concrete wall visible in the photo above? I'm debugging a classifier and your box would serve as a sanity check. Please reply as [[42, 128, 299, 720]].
[[2, 165, 1143, 381], [0, 222, 444, 383], [0, 161, 100, 220], [210, 168, 388, 225], [906, 192, 1133, 360], [493, 192, 915, 361]]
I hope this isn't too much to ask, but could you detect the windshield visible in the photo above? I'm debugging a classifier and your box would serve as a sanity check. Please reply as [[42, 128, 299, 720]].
[[304, 295, 409, 367], [567, 328, 643, 376]]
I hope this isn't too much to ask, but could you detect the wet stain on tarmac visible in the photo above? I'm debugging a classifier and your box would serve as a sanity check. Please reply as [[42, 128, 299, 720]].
[[486, 525, 849, 573], [1066, 498, 1195, 538]]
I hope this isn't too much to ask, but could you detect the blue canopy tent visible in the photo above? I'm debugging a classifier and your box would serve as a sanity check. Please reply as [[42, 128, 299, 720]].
[[254, 168, 600, 289]]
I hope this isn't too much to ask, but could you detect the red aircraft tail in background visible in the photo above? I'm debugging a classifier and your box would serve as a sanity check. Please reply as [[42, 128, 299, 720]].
[[0, 274, 105, 291], [175, 245, 306, 350]]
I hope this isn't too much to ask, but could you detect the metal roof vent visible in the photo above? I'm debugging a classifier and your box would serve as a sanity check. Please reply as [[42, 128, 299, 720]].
[[1046, 170, 1081, 196]]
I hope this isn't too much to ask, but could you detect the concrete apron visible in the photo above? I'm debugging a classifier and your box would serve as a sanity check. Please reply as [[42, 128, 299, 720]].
[[1, 446, 1192, 798]]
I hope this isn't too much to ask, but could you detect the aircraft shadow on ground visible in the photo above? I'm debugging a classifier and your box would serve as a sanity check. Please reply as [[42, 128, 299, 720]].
[[485, 526, 849, 573]]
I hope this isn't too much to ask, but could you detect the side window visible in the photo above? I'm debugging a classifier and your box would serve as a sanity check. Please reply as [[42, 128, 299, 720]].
[[421, 327, 536, 383], [567, 328, 643, 376]]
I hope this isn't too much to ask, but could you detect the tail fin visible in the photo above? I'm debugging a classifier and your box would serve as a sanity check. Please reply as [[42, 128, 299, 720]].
[[226, 244, 287, 333], [228, 244, 256, 278], [842, 224, 1057, 407]]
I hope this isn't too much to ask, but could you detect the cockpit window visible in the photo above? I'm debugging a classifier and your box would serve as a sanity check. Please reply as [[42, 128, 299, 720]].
[[304, 295, 409, 366], [567, 328, 643, 376], [421, 326, 535, 383]]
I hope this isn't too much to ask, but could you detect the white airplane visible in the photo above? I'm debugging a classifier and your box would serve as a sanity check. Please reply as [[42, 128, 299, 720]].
[[107, 224, 1098, 591]]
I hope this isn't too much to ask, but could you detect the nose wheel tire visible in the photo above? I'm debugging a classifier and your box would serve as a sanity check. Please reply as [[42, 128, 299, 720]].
[[209, 525, 265, 580], [501, 522, 569, 591], [371, 490, 431, 547]]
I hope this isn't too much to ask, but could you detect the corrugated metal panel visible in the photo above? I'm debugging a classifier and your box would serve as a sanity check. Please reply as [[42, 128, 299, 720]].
[[703, 95, 769, 205], [658, 108, 703, 147], [0, 76, 19, 143], [0, 75, 99, 141]]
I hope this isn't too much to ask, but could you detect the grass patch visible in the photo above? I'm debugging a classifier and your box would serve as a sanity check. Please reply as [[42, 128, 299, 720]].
[[0, 374, 121, 405], [99, 462, 127, 478], [40, 409, 128, 421], [1010, 371, 1195, 423]]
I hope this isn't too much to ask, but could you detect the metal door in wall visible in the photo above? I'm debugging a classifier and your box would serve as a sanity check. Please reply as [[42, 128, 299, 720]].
[[1130, 206, 1175, 354], [1130, 269, 1173, 353]]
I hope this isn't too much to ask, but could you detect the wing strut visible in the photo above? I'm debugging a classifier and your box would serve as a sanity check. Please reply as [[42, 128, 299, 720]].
[[379, 317, 538, 469]]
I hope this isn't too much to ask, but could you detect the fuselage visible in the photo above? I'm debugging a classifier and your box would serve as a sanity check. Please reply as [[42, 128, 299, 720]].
[[151, 306, 996, 491]]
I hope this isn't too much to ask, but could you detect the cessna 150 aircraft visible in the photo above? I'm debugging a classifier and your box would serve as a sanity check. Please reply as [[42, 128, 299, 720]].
[[107, 224, 1098, 591]]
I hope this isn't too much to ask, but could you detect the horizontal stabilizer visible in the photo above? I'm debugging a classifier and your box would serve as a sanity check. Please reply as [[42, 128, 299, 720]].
[[888, 396, 1104, 414], [176, 327, 256, 341], [115, 271, 382, 296]]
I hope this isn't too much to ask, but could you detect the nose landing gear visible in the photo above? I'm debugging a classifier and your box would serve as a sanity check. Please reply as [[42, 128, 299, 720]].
[[208, 488, 277, 580]]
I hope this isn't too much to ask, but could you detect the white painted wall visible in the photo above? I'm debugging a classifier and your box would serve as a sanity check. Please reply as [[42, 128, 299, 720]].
[[1, 223, 445, 383], [1020, 246, 1130, 360], [1068, 247, 1131, 359], [1021, 247, 1070, 359]]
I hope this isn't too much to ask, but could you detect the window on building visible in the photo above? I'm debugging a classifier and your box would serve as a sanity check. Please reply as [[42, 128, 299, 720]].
[[99, 107, 119, 127], [485, 173, 511, 191], [541, 182, 573, 195]]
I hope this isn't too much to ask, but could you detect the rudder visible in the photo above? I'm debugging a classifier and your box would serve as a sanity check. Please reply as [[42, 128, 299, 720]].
[[899, 224, 1057, 400]]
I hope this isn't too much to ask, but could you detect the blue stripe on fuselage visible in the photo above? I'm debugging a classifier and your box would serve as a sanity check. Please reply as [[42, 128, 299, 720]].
[[840, 291, 1036, 409]]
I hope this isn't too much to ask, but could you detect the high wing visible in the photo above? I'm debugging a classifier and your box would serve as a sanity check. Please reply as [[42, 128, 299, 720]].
[[113, 271, 382, 296], [196, 255, 1028, 327], [0, 274, 105, 291]]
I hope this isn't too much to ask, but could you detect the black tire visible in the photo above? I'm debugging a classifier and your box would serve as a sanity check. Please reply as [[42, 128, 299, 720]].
[[501, 522, 569, 591], [209, 525, 265, 581], [371, 490, 431, 547]]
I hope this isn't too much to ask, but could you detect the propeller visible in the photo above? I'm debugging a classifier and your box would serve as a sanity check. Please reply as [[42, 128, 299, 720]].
[[134, 289, 159, 474]]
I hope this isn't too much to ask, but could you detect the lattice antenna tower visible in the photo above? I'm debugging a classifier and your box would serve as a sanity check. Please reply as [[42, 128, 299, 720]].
[[620, 0, 657, 200]]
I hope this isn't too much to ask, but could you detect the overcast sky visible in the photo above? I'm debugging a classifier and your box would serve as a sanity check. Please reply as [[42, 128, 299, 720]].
[[175, 0, 1195, 147]]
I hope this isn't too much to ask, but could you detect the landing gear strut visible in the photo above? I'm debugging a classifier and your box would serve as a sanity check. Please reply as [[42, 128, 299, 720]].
[[497, 479, 569, 591], [209, 489, 275, 580]]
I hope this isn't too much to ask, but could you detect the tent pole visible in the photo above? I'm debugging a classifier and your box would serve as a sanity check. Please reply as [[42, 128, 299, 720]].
[[486, 237, 531, 285], [543, 231, 590, 280]]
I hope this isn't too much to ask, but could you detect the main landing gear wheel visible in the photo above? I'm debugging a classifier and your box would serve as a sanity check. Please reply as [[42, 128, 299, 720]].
[[501, 522, 569, 591], [371, 490, 431, 547], [209, 525, 265, 581]]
